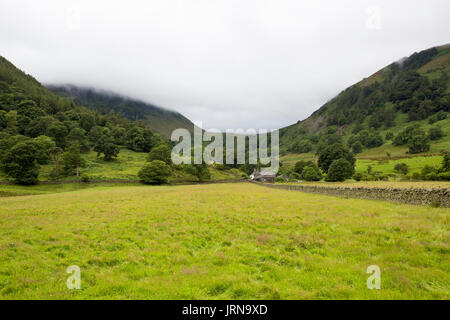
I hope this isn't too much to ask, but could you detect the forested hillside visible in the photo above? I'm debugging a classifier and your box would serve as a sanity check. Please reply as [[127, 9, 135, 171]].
[[47, 84, 195, 137], [280, 44, 450, 156], [0, 56, 164, 183]]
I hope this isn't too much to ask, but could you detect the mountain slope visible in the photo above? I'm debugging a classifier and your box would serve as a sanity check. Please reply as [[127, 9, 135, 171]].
[[280, 44, 450, 155], [0, 54, 163, 157], [47, 85, 194, 137]]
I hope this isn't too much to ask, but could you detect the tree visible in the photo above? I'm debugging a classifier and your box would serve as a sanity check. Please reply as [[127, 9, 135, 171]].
[[0, 134, 28, 163], [428, 125, 444, 140], [50, 146, 63, 178], [316, 133, 343, 155], [408, 131, 430, 154], [325, 158, 354, 182], [88, 126, 104, 143], [138, 160, 172, 184], [147, 144, 172, 165], [351, 141, 363, 154], [3, 140, 40, 184], [25, 116, 55, 137], [67, 127, 90, 152], [364, 131, 383, 148], [33, 135, 56, 164], [63, 142, 86, 177], [125, 127, 157, 152], [318, 143, 355, 173], [94, 138, 120, 161], [46, 121, 68, 148], [290, 139, 312, 153], [393, 125, 426, 147], [394, 163, 409, 175], [111, 126, 126, 145], [301, 165, 322, 181], [4, 110, 18, 134], [293, 160, 315, 175], [79, 113, 96, 132]]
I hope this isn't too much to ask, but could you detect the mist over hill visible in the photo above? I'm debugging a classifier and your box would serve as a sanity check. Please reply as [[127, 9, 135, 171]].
[[47, 84, 195, 137]]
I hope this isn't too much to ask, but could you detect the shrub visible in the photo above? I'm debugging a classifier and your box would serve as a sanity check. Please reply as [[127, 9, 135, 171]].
[[325, 158, 354, 182], [437, 172, 450, 181], [361, 173, 377, 181], [423, 172, 439, 181], [411, 172, 421, 180], [353, 172, 364, 181], [394, 163, 409, 175], [183, 163, 211, 182], [147, 144, 172, 165], [138, 160, 172, 184], [81, 173, 90, 183], [421, 165, 438, 177], [385, 131, 394, 141]]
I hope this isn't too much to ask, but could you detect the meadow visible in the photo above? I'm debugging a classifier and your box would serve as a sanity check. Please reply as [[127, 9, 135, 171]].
[[0, 183, 448, 299]]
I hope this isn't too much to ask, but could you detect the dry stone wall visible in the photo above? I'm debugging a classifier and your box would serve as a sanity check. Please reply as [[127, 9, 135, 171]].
[[253, 182, 449, 207]]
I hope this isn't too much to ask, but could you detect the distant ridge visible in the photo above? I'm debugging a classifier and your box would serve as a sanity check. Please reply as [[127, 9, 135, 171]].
[[47, 84, 195, 137]]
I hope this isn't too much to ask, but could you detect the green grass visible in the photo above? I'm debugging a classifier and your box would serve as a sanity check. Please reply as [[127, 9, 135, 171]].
[[0, 183, 448, 299], [0, 183, 142, 197], [39, 148, 147, 181], [355, 155, 443, 175]]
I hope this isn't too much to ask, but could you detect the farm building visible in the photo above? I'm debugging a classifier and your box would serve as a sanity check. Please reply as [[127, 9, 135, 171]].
[[250, 170, 276, 183]]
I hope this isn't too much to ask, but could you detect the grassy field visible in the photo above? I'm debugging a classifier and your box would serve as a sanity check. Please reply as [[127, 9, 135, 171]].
[[0, 183, 448, 299], [355, 155, 443, 175]]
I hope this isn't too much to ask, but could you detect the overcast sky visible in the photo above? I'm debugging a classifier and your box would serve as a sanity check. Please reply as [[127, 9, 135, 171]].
[[1, 0, 449, 130]]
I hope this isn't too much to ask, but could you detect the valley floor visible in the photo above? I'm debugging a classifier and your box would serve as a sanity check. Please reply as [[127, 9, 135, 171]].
[[0, 183, 448, 299]]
